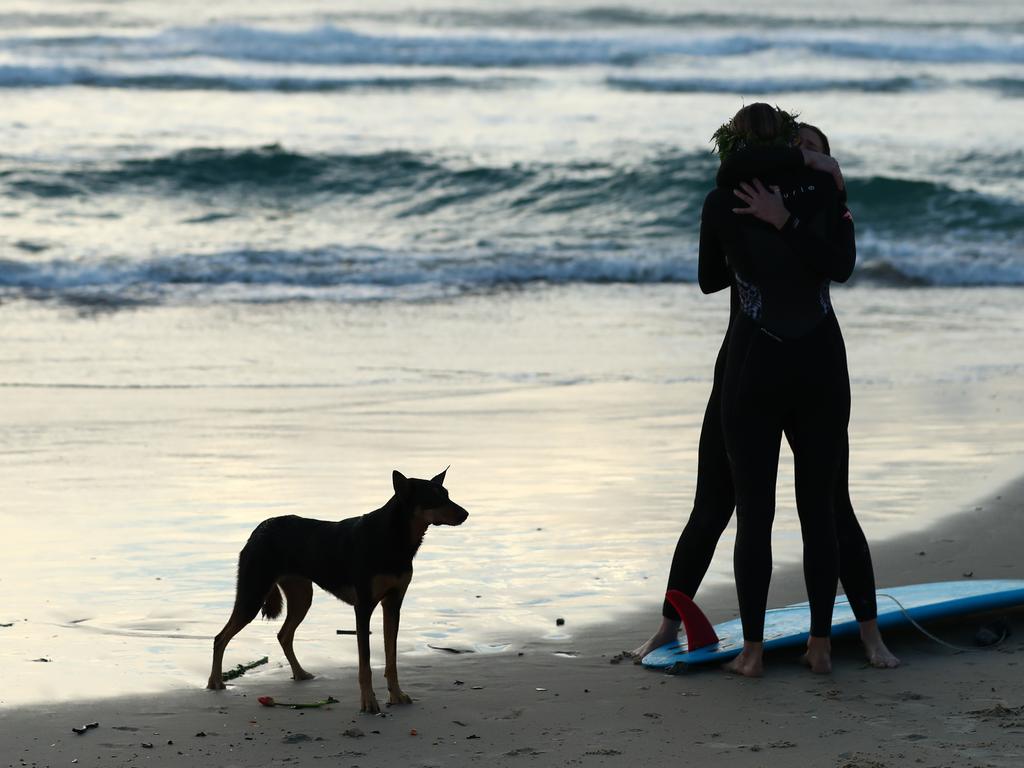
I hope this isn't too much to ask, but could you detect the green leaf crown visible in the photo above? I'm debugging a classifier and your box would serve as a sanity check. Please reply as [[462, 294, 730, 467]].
[[711, 108, 799, 160]]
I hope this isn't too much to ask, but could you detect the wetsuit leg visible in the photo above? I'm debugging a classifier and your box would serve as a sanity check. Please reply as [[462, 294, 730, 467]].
[[834, 431, 879, 622], [787, 424, 841, 638], [807, 312, 878, 622], [722, 316, 785, 642], [784, 316, 849, 638], [662, 335, 735, 619]]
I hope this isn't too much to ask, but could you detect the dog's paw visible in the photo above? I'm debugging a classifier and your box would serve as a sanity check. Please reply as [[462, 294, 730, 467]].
[[292, 670, 316, 682], [389, 690, 413, 706], [360, 691, 381, 714], [206, 679, 226, 691]]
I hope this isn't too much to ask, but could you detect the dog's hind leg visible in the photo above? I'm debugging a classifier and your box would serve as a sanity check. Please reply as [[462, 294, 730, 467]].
[[207, 567, 275, 690], [277, 576, 315, 682], [207, 604, 262, 690], [382, 587, 412, 705]]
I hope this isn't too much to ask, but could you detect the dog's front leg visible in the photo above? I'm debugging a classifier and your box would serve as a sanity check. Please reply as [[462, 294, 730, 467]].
[[355, 602, 380, 714], [382, 589, 412, 705]]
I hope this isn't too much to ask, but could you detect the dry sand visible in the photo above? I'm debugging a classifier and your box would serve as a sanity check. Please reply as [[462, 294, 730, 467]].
[[3, 476, 1023, 768]]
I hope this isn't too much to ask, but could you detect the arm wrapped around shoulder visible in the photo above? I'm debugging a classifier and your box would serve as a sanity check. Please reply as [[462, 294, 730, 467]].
[[779, 176, 856, 283]]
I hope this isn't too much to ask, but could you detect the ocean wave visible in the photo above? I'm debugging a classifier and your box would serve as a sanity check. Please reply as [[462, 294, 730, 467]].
[[607, 75, 932, 95], [6, 147, 1021, 236], [3, 237, 1024, 311], [0, 64, 529, 92], [4, 22, 1022, 71], [355, 8, 1024, 34], [1, 24, 770, 69], [4, 7, 1022, 35], [156, 26, 1024, 68], [853, 249, 1024, 287], [0, 246, 696, 308], [845, 176, 1024, 236], [807, 37, 1024, 64], [5, 147, 1024, 302], [0, 146, 717, 210], [975, 77, 1024, 97], [939, 150, 1024, 180], [6, 148, 1023, 261], [850, 260, 932, 287], [3, 147, 462, 197]]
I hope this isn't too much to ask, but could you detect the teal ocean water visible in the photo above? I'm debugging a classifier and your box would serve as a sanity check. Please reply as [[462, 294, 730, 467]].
[[2, 0, 1023, 706], [2, 0, 1024, 307]]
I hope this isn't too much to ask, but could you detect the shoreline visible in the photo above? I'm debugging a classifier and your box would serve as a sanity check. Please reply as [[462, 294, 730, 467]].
[[4, 474, 1023, 767]]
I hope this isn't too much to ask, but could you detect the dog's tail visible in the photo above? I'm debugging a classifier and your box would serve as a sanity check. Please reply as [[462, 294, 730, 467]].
[[261, 583, 284, 620]]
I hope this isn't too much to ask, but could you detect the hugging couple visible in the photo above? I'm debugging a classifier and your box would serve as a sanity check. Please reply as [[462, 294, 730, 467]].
[[632, 103, 900, 677]]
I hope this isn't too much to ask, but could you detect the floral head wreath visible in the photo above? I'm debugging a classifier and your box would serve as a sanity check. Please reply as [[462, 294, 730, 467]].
[[711, 107, 799, 160]]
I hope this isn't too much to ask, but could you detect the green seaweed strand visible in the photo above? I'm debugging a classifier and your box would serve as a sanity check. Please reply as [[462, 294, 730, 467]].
[[221, 656, 269, 681]]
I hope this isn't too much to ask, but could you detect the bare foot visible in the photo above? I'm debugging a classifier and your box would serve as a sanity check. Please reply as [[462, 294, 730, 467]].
[[722, 641, 764, 677], [628, 617, 681, 663], [206, 677, 226, 690], [292, 670, 316, 681], [801, 636, 832, 674], [859, 620, 900, 668]]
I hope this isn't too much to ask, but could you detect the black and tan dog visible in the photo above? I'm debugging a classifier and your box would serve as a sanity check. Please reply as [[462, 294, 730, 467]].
[[207, 468, 468, 712]]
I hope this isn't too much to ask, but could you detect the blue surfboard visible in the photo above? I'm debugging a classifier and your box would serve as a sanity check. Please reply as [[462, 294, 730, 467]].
[[642, 579, 1024, 670]]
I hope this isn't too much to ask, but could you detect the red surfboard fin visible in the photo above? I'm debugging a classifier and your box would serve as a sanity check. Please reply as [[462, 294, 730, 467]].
[[665, 590, 719, 651]]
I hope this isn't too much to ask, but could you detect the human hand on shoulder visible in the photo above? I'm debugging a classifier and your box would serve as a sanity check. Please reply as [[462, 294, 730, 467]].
[[801, 149, 844, 191], [732, 179, 790, 230]]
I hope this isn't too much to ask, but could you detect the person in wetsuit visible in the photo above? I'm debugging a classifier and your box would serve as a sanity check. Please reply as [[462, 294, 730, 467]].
[[719, 107, 854, 675], [631, 109, 898, 674], [720, 124, 895, 668]]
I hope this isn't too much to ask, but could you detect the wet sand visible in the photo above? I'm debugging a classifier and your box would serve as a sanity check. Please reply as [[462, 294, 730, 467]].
[[4, 474, 1022, 768]]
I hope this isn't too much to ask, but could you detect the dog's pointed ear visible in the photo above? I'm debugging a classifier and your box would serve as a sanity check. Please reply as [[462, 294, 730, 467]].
[[431, 466, 449, 486], [393, 470, 410, 497]]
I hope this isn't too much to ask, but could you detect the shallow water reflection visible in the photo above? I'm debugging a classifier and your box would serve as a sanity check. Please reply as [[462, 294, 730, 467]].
[[1, 286, 1023, 705]]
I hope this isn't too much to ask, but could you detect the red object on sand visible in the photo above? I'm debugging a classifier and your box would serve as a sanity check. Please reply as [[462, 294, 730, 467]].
[[665, 590, 720, 650], [257, 696, 275, 707]]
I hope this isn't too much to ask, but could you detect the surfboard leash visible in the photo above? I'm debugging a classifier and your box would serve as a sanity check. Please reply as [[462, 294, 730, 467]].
[[874, 593, 1008, 654]]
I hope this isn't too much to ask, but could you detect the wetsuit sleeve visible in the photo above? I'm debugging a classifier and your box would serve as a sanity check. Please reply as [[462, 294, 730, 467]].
[[698, 191, 731, 294], [715, 146, 804, 189], [779, 185, 856, 283]]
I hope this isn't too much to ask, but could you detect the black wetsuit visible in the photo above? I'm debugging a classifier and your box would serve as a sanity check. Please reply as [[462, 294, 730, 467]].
[[661, 150, 870, 642], [662, 150, 877, 628]]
